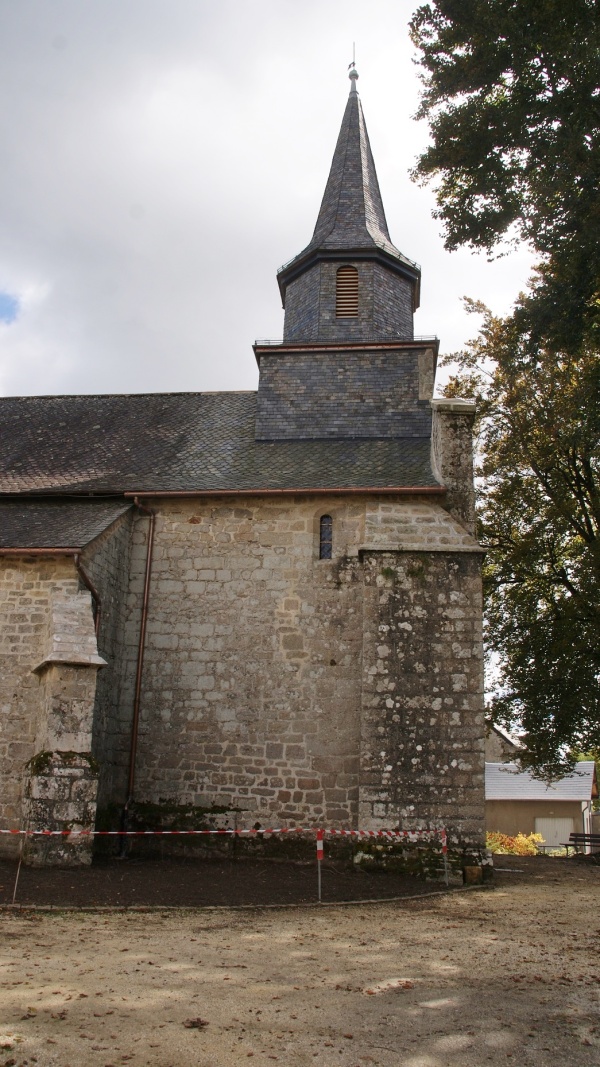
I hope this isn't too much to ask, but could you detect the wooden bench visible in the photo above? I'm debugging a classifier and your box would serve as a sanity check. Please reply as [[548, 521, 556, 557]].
[[561, 832, 600, 855]]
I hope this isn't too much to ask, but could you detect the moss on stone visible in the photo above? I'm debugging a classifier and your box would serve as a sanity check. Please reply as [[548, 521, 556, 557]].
[[26, 750, 54, 775], [352, 838, 449, 881], [26, 749, 100, 776], [405, 560, 430, 582], [57, 750, 100, 774]]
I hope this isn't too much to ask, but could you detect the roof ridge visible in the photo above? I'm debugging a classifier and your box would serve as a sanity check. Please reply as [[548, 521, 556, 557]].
[[1, 390, 258, 402], [318, 91, 355, 247]]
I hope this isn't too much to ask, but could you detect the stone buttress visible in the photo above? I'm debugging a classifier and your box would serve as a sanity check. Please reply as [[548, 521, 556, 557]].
[[23, 582, 104, 866]]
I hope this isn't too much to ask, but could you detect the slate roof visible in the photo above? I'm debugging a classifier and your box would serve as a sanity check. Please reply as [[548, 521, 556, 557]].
[[0, 500, 131, 549], [489, 723, 523, 749], [485, 762, 597, 802], [278, 77, 420, 288], [0, 391, 439, 495]]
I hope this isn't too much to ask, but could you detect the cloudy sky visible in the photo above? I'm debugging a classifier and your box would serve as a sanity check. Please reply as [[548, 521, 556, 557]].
[[0, 0, 534, 399]]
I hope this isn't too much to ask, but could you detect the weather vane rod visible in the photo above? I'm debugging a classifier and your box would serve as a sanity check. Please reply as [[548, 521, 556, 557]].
[[348, 42, 358, 89]]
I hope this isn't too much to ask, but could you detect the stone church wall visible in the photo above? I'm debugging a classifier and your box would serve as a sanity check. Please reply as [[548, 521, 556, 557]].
[[121, 497, 366, 826], [114, 494, 485, 846], [0, 494, 485, 853]]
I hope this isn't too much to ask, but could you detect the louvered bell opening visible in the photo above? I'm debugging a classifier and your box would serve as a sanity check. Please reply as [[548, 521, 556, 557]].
[[336, 265, 358, 317]]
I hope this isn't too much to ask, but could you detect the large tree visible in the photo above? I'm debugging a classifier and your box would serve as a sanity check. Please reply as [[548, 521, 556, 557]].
[[410, 1, 600, 771], [410, 0, 600, 349], [443, 307, 600, 774]]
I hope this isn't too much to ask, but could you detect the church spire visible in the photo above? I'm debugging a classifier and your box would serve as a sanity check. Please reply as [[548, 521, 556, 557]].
[[308, 64, 399, 261], [277, 69, 421, 342]]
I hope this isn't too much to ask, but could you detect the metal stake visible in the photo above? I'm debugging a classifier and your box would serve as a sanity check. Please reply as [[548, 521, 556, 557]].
[[316, 829, 324, 903], [441, 830, 449, 887], [12, 827, 26, 905]]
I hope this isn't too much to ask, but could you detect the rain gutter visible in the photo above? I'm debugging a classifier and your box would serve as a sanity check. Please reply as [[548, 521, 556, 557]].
[[0, 547, 82, 554], [125, 486, 446, 498]]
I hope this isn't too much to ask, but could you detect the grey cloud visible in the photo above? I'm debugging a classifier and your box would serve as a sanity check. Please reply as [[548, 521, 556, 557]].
[[0, 0, 533, 399]]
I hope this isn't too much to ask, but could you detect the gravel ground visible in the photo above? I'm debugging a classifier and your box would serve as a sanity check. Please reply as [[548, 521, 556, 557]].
[[0, 856, 598, 1067]]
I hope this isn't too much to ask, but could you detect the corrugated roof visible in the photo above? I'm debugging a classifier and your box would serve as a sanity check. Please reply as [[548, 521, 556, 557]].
[[0, 392, 439, 495], [0, 500, 131, 549], [485, 762, 596, 802]]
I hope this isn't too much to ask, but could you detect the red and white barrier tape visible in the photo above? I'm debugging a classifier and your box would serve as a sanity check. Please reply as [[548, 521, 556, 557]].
[[0, 826, 447, 840], [326, 828, 441, 840], [0, 827, 299, 837]]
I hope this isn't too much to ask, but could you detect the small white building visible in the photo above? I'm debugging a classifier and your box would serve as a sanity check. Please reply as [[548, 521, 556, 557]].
[[485, 761, 597, 849]]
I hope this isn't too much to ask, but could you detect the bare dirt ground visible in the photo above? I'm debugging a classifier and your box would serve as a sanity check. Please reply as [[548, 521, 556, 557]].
[[0, 855, 439, 909], [0, 855, 598, 1067]]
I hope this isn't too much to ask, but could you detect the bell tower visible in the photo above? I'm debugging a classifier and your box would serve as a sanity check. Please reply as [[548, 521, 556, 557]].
[[254, 69, 437, 443], [278, 66, 420, 343]]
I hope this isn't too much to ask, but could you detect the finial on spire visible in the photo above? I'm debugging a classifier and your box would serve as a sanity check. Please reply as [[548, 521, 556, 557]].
[[345, 42, 354, 91]]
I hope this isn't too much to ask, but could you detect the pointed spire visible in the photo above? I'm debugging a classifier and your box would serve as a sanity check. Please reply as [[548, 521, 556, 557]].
[[307, 65, 400, 258], [278, 68, 420, 298]]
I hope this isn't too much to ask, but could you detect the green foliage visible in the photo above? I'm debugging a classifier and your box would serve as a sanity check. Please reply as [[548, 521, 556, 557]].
[[410, 3, 600, 772], [410, 0, 600, 349], [442, 306, 600, 775]]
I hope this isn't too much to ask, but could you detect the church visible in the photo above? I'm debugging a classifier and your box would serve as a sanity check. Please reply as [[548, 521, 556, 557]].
[[0, 68, 486, 866]]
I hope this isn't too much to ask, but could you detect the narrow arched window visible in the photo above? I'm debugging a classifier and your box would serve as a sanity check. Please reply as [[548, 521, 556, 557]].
[[336, 265, 358, 317], [319, 514, 333, 559]]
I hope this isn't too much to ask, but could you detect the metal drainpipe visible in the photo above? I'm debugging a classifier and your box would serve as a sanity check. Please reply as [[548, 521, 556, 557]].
[[74, 554, 102, 636], [121, 498, 156, 846]]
